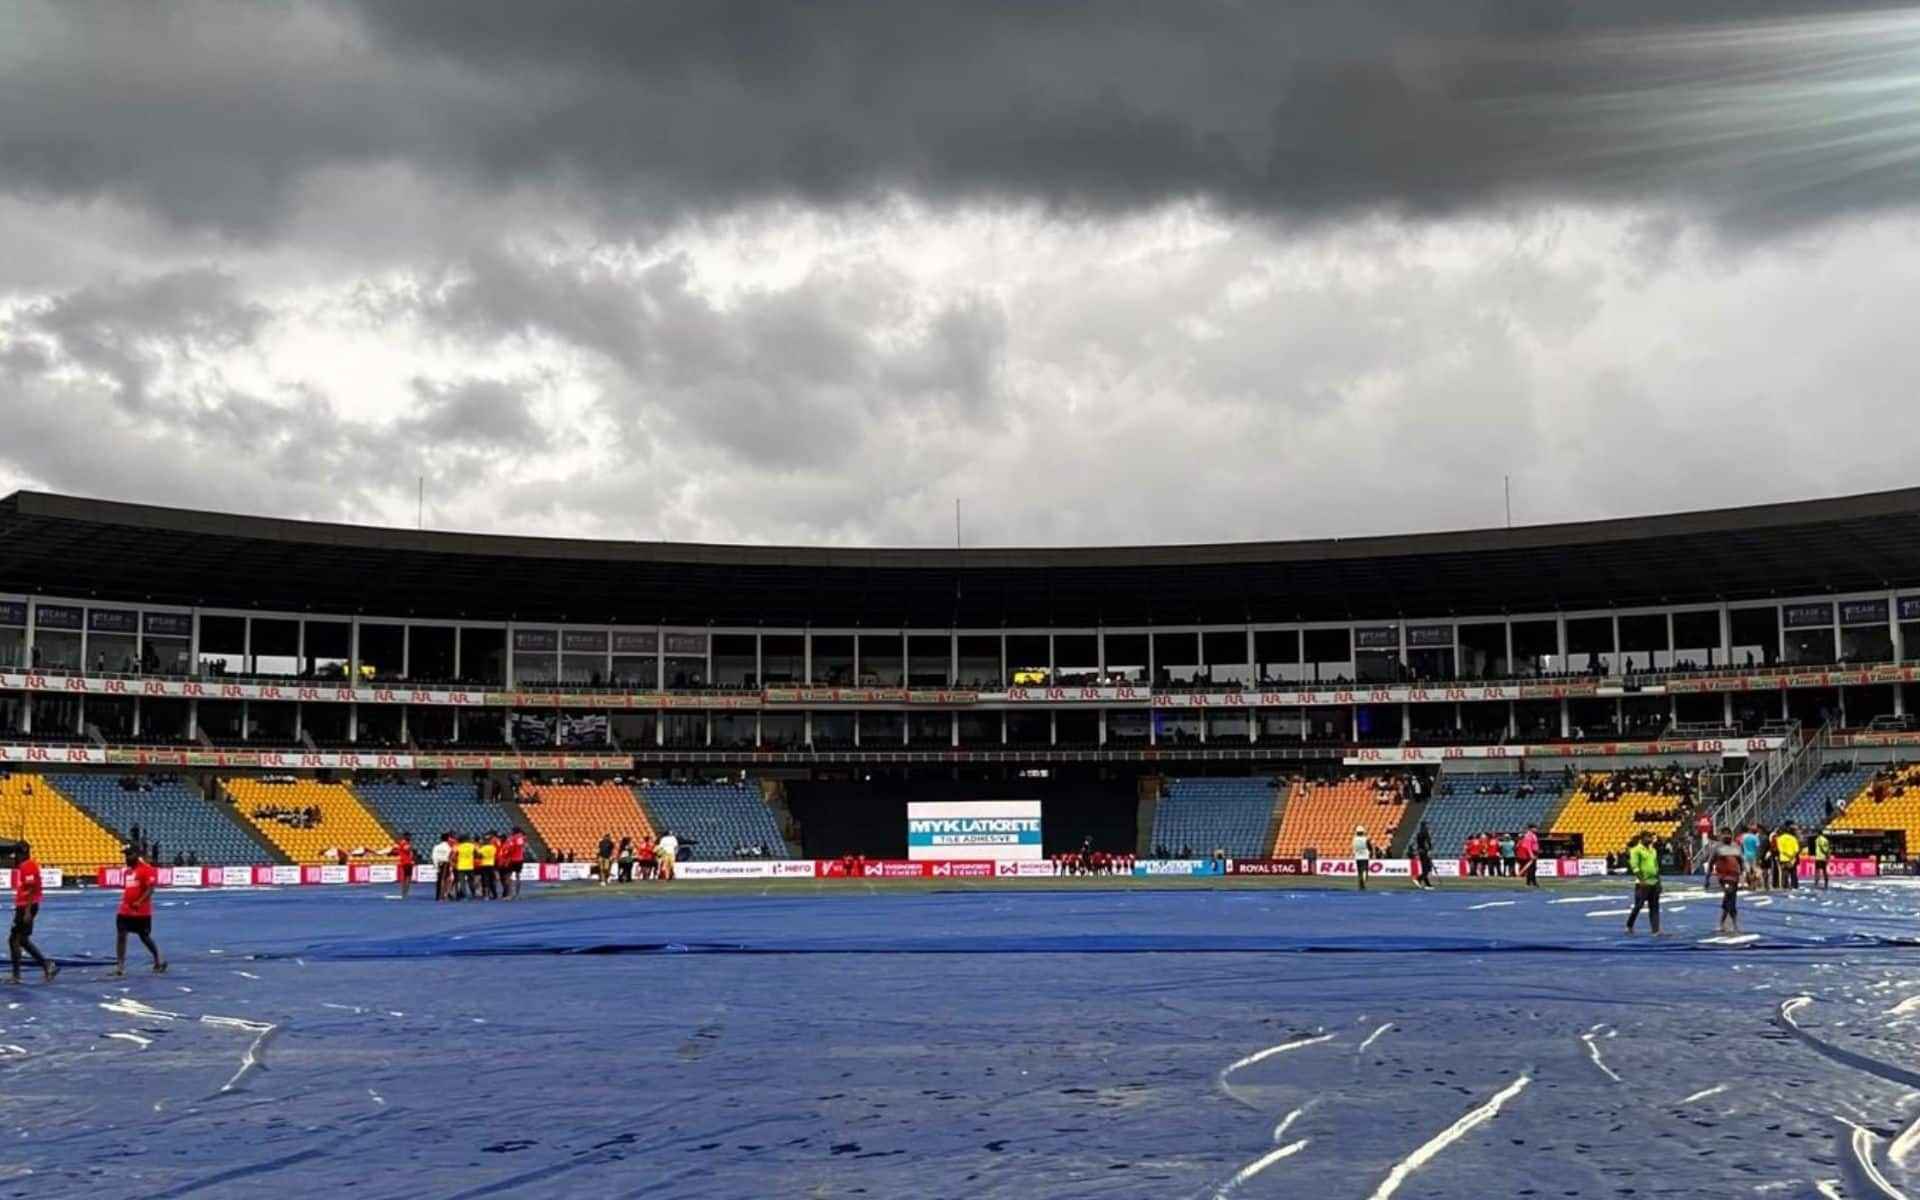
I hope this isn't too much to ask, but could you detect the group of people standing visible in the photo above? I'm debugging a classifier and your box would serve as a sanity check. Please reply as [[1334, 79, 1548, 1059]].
[[595, 831, 678, 883], [421, 829, 530, 901]]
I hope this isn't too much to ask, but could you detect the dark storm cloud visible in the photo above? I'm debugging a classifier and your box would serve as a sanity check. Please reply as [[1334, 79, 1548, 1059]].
[[3, 0, 1917, 234]]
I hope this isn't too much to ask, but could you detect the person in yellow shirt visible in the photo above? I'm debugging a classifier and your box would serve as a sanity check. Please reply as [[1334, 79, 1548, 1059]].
[[455, 835, 477, 901], [477, 833, 499, 900], [1775, 825, 1802, 891]]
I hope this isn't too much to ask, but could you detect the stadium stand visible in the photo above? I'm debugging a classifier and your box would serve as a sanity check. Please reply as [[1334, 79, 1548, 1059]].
[[353, 779, 529, 848], [1778, 765, 1870, 832], [637, 781, 787, 858], [0, 774, 126, 871], [223, 778, 396, 864], [1148, 777, 1280, 858], [1272, 775, 1408, 859], [53, 775, 273, 865], [1827, 765, 1920, 846], [1547, 769, 1696, 856], [518, 782, 654, 861], [1421, 773, 1573, 856]]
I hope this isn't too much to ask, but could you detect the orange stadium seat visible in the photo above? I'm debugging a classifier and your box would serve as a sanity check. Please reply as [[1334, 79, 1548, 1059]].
[[0, 774, 126, 872], [1272, 775, 1407, 858], [223, 778, 396, 865], [518, 783, 654, 861], [1547, 772, 1688, 857]]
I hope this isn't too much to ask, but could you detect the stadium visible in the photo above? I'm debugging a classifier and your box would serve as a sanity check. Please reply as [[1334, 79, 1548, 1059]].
[[7, 487, 1920, 1195]]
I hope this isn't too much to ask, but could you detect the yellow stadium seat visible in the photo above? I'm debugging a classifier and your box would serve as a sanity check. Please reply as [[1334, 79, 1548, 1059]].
[[1273, 776, 1407, 858], [1830, 767, 1920, 847], [519, 783, 653, 861], [0, 775, 125, 872], [1548, 773, 1685, 857], [223, 778, 396, 865]]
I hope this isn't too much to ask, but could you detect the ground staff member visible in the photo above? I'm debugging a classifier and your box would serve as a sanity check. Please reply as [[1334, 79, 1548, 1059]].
[[113, 845, 165, 976], [1811, 831, 1832, 889], [1776, 826, 1802, 890], [7, 841, 58, 985], [1352, 825, 1371, 891], [1626, 831, 1662, 936]]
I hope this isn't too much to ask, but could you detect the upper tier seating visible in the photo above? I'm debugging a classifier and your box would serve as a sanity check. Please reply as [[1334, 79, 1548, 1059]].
[[1149, 777, 1279, 858], [353, 779, 528, 847], [638, 781, 787, 858], [52, 775, 272, 865], [223, 778, 396, 864], [0, 774, 125, 871], [1421, 773, 1573, 856], [1272, 775, 1408, 858], [518, 782, 653, 861]]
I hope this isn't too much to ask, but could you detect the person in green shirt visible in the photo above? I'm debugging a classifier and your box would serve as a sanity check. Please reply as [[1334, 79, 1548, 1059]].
[[1626, 831, 1662, 936], [1811, 831, 1832, 890]]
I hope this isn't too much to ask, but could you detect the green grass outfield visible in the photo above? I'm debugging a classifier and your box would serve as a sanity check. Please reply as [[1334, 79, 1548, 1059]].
[[536, 873, 1631, 900]]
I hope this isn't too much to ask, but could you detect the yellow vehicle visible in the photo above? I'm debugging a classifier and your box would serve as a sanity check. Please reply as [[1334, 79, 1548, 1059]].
[[1010, 668, 1049, 686]]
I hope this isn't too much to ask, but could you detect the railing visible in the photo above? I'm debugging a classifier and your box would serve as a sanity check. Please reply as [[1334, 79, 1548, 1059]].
[[1717, 720, 1830, 832]]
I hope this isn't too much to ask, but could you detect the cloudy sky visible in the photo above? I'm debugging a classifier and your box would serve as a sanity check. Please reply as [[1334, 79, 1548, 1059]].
[[2, 1, 1918, 548]]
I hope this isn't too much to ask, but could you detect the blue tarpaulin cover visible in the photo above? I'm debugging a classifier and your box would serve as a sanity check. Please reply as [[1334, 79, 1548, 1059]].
[[1, 881, 1917, 1198]]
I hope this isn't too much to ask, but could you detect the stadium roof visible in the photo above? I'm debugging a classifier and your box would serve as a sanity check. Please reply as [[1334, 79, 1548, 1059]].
[[3, 488, 1919, 626]]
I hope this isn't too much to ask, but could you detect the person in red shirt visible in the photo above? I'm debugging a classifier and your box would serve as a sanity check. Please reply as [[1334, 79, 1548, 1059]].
[[8, 841, 58, 984], [391, 833, 415, 900], [113, 845, 165, 977], [503, 827, 526, 899]]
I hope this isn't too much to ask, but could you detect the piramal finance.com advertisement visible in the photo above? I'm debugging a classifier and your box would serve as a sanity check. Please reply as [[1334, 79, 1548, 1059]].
[[906, 800, 1043, 862]]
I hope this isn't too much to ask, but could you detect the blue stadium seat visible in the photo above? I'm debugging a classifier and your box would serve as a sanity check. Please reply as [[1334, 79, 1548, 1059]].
[[1150, 778, 1278, 858], [352, 779, 529, 847], [52, 775, 275, 865], [1422, 773, 1573, 856], [1778, 766, 1869, 832], [637, 782, 789, 858]]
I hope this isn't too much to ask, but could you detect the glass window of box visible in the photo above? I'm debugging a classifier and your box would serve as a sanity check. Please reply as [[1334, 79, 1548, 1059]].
[[713, 635, 758, 688], [1202, 630, 1251, 686], [1153, 632, 1200, 686], [197, 614, 244, 676], [762, 635, 804, 685], [1103, 633, 1149, 684], [957, 636, 1001, 690], [1054, 634, 1098, 685], [249, 617, 299, 676], [1671, 610, 1720, 673], [1618, 613, 1669, 674], [857, 634, 902, 687], [1565, 616, 1614, 675], [461, 627, 507, 686], [411, 625, 458, 682], [1729, 607, 1779, 669], [1254, 629, 1302, 684], [907, 635, 951, 688], [1303, 628, 1351, 685], [1458, 622, 1508, 680], [811, 635, 853, 686]]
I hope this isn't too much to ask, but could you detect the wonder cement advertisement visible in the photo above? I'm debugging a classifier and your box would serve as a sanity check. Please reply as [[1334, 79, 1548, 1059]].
[[906, 800, 1044, 861]]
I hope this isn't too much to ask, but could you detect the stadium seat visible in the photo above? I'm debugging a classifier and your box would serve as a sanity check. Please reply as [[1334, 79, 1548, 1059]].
[[1272, 776, 1407, 858], [223, 778, 397, 864], [1150, 778, 1280, 858], [1828, 766, 1920, 847], [1421, 773, 1574, 856], [352, 779, 530, 848], [52, 775, 274, 865], [637, 782, 788, 858], [518, 783, 654, 861], [0, 774, 127, 871], [1547, 772, 1689, 856], [1778, 766, 1870, 832]]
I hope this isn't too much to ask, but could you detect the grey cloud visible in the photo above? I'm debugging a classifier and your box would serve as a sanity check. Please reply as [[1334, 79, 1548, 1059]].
[[3, 1, 1916, 237], [407, 250, 1009, 471], [405, 377, 551, 449]]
